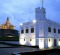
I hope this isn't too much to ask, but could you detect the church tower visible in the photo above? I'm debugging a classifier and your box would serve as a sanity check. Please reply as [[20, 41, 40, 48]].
[[35, 0, 46, 21], [35, 0, 47, 47]]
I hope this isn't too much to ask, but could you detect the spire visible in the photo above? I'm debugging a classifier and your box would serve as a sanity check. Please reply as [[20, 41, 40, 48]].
[[42, 0, 43, 7], [7, 17, 9, 21], [40, 0, 44, 8], [5, 17, 10, 25]]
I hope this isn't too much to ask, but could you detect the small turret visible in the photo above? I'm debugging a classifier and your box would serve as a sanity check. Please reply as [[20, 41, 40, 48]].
[[35, 0, 46, 21], [7, 17, 9, 20]]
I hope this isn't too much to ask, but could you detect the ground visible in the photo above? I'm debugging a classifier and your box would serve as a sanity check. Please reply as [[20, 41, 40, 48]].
[[0, 41, 60, 55], [0, 41, 39, 55]]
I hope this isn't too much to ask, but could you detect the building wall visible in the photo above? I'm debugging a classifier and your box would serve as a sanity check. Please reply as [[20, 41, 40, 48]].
[[20, 22, 36, 46], [40, 19, 60, 48], [19, 19, 60, 49]]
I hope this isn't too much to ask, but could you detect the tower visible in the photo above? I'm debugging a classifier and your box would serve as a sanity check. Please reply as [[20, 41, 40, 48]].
[[6, 17, 10, 26], [35, 0, 46, 48], [35, 0, 46, 21]]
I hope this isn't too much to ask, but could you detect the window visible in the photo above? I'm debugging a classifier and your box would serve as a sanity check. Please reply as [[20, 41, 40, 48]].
[[58, 29, 60, 34], [30, 39, 32, 41], [54, 28, 56, 33], [21, 30, 24, 34], [31, 28, 34, 33], [48, 27, 51, 32], [49, 39, 50, 42], [26, 29, 29, 33], [24, 39, 25, 41], [59, 39, 60, 41]]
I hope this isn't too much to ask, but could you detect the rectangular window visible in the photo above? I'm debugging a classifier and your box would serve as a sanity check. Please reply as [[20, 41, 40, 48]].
[[31, 28, 34, 33], [21, 30, 24, 34], [58, 29, 60, 34], [26, 29, 29, 33], [48, 27, 51, 32], [54, 28, 56, 33]]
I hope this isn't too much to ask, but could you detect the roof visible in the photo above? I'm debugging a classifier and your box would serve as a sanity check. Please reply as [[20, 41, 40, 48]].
[[1, 17, 15, 27], [0, 17, 15, 29]]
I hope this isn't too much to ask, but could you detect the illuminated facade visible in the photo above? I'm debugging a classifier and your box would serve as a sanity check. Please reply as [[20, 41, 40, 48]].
[[20, 5, 60, 49], [0, 18, 19, 37]]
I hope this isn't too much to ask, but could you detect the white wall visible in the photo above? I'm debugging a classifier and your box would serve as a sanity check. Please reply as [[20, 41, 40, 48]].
[[20, 23, 36, 46], [39, 38, 44, 49]]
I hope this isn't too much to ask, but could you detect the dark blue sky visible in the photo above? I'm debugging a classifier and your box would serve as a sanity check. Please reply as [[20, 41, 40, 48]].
[[0, 0, 60, 30]]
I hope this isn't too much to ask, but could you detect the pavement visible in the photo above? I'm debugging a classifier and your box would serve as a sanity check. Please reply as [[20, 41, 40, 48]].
[[0, 47, 40, 55], [0, 41, 40, 55], [0, 41, 60, 55]]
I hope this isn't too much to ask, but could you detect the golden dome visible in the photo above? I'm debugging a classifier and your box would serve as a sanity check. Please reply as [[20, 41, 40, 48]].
[[0, 17, 15, 29]]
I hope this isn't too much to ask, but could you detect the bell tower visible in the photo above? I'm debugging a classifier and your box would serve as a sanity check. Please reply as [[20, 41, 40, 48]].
[[35, 0, 46, 21]]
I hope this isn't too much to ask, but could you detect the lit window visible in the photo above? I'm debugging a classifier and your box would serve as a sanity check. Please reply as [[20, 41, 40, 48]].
[[48, 27, 51, 32], [54, 28, 56, 33], [21, 30, 24, 34], [26, 29, 29, 33], [31, 28, 34, 33]]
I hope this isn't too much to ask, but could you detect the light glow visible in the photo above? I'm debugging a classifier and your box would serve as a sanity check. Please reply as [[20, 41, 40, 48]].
[[8, 36, 13, 37], [48, 38, 53, 48], [30, 38, 35, 46], [58, 42, 60, 46], [20, 39, 26, 45], [39, 38, 44, 49], [58, 39, 60, 46], [33, 20, 36, 24], [20, 23, 23, 26]]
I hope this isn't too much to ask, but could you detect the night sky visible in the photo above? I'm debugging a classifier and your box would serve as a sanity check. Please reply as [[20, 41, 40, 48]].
[[0, 0, 60, 30]]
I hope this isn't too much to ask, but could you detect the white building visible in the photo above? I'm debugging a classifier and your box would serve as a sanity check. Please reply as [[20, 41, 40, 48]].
[[19, 3, 60, 49]]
